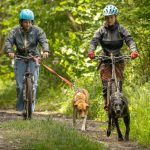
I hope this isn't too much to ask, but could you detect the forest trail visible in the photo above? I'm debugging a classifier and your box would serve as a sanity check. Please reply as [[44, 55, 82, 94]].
[[0, 110, 149, 150]]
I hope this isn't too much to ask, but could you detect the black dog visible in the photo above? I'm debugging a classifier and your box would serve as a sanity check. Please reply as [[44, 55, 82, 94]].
[[107, 91, 130, 141]]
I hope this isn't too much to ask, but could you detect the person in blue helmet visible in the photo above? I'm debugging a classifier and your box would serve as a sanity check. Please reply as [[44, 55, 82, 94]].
[[88, 4, 139, 111], [4, 9, 49, 114]]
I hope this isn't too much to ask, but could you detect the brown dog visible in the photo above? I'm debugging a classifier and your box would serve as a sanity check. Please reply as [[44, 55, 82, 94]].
[[73, 88, 89, 131]]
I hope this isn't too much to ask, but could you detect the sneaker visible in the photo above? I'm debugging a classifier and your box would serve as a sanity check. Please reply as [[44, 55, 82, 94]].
[[22, 110, 27, 118], [16, 111, 22, 116]]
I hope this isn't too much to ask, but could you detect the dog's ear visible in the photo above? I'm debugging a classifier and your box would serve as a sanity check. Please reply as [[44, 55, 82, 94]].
[[122, 100, 126, 106], [85, 103, 89, 107], [74, 101, 78, 107]]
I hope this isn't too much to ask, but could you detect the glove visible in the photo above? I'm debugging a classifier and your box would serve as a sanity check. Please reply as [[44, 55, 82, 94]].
[[130, 51, 139, 59], [88, 50, 95, 59]]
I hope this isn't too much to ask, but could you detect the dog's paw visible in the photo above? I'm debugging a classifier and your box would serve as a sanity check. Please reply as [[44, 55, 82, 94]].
[[107, 129, 111, 137], [81, 126, 86, 131]]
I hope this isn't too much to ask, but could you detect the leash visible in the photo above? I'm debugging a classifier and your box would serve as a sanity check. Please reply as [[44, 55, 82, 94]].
[[30, 55, 78, 90], [41, 62, 76, 88]]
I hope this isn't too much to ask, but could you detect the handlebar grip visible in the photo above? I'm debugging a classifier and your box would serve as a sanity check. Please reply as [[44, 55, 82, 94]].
[[94, 55, 131, 61]]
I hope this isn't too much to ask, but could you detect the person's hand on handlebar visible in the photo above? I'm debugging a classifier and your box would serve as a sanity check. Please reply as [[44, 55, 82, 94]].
[[8, 52, 15, 59], [42, 51, 49, 59], [88, 50, 95, 59], [130, 51, 139, 59]]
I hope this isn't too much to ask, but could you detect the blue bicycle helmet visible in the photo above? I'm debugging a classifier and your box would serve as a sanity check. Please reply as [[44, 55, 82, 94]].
[[103, 4, 118, 16], [19, 9, 34, 20]]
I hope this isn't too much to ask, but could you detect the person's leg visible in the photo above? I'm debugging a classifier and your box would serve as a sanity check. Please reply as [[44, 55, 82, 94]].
[[15, 59, 26, 111], [102, 80, 107, 101], [102, 80, 108, 111], [29, 60, 40, 112], [118, 80, 123, 92], [116, 62, 124, 92], [100, 62, 111, 111]]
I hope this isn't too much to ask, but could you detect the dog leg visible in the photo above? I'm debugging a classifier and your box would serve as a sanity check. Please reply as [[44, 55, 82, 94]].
[[73, 107, 77, 127], [81, 115, 87, 131], [114, 118, 123, 141], [107, 113, 112, 137], [124, 114, 130, 141], [111, 119, 115, 131]]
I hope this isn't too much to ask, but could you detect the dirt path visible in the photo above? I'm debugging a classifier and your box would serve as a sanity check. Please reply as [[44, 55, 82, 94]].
[[0, 110, 149, 150]]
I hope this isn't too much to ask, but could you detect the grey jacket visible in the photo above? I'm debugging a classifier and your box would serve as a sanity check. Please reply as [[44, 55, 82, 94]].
[[89, 22, 137, 55], [4, 25, 49, 56]]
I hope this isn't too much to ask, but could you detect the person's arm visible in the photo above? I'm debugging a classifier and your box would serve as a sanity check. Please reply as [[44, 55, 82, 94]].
[[4, 28, 16, 58], [37, 27, 49, 58], [89, 27, 103, 51], [120, 25, 139, 59], [120, 25, 137, 51], [88, 27, 104, 59]]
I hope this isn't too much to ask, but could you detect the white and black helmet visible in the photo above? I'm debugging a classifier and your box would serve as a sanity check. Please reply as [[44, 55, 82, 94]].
[[103, 4, 118, 16]]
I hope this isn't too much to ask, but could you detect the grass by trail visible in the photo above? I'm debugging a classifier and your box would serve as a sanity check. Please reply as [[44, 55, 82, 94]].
[[1, 119, 108, 150], [125, 83, 150, 146]]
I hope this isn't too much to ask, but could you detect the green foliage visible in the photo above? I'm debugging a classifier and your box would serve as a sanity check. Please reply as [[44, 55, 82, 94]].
[[0, 55, 14, 81], [1, 119, 108, 150], [0, 79, 16, 109], [0, 0, 149, 83], [124, 83, 150, 146]]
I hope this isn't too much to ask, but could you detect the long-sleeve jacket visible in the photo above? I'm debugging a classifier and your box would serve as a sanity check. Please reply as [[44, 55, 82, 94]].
[[4, 25, 49, 56], [89, 22, 137, 55]]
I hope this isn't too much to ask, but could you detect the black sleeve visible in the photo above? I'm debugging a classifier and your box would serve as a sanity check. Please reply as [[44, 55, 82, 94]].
[[89, 27, 104, 51], [120, 25, 137, 51]]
